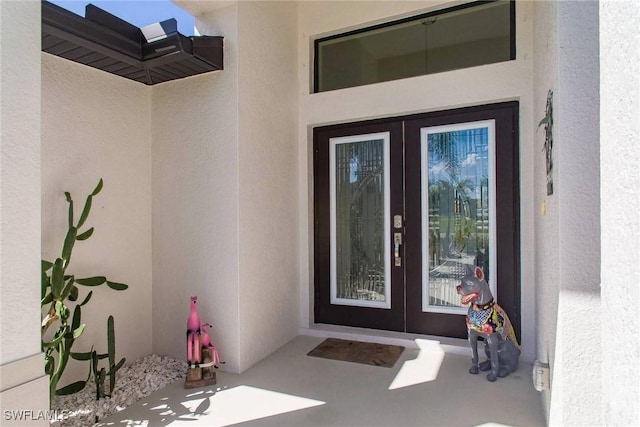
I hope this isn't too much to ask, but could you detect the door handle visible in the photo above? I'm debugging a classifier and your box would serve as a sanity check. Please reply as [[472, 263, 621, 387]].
[[394, 232, 402, 266]]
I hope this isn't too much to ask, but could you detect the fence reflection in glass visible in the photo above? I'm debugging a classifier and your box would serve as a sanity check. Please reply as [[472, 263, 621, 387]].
[[422, 123, 494, 313]]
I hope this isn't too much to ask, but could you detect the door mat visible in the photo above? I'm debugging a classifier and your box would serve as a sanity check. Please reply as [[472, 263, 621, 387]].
[[307, 338, 404, 368]]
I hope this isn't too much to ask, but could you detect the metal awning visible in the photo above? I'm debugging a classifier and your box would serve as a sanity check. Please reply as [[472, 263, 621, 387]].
[[42, 1, 223, 85]]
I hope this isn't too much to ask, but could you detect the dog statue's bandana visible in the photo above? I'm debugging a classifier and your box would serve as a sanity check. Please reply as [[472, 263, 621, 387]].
[[466, 299, 520, 349]]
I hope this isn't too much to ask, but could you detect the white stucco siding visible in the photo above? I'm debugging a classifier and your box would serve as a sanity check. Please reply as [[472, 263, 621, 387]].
[[549, 1, 602, 425], [237, 0, 300, 372], [532, 0, 558, 421], [152, 4, 241, 373], [600, 0, 640, 423], [298, 0, 536, 363], [41, 54, 153, 387], [0, 0, 42, 367], [0, 1, 48, 421], [161, 1, 300, 373]]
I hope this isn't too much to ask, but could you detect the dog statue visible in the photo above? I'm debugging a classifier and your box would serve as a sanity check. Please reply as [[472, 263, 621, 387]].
[[457, 266, 520, 382]]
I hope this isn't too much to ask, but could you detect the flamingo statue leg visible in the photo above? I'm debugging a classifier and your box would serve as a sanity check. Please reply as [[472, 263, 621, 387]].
[[211, 345, 221, 368], [187, 332, 193, 363], [186, 296, 201, 366], [194, 334, 201, 363]]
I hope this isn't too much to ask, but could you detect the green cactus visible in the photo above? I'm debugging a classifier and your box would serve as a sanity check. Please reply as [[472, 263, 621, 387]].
[[99, 316, 126, 398], [85, 316, 125, 400], [41, 179, 128, 401], [91, 355, 107, 401]]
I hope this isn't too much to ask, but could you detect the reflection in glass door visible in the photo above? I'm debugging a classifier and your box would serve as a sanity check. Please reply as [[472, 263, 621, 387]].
[[315, 102, 519, 338], [421, 121, 496, 314], [330, 133, 391, 308]]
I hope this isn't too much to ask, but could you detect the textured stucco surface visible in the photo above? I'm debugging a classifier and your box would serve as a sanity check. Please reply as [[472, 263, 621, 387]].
[[600, 0, 640, 423], [151, 2, 240, 372], [41, 54, 153, 386], [153, 2, 245, 373], [297, 0, 537, 363], [0, 0, 43, 365], [0, 0, 49, 419], [153, 1, 300, 374], [237, 1, 299, 372], [548, 1, 601, 425], [532, 1, 558, 421]]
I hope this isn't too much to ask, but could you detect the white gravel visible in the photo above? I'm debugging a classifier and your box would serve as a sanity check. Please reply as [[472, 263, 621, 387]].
[[50, 354, 187, 427]]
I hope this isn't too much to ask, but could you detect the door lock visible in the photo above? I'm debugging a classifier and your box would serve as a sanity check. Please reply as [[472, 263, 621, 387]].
[[394, 232, 402, 266]]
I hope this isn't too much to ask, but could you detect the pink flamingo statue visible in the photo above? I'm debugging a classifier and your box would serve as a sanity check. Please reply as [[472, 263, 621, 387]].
[[201, 322, 223, 368], [186, 296, 201, 365]]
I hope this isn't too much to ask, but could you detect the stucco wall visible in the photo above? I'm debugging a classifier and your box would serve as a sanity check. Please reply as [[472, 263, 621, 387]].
[[297, 0, 536, 363], [532, 0, 558, 421], [600, 0, 640, 423], [0, 0, 48, 421], [39, 0, 301, 379], [41, 54, 153, 387], [0, 0, 42, 367], [237, 0, 300, 371], [154, 1, 299, 373], [2, 0, 637, 422], [152, 4, 241, 372], [548, 1, 601, 425]]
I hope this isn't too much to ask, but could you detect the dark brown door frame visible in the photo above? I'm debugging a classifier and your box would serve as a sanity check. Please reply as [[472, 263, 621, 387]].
[[313, 102, 520, 340], [404, 102, 520, 339], [313, 120, 405, 332]]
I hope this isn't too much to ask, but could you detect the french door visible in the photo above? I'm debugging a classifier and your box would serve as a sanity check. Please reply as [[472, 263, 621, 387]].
[[313, 102, 520, 339]]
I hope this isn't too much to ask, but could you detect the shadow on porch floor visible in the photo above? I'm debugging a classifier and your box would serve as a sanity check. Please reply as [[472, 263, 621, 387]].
[[97, 335, 545, 426]]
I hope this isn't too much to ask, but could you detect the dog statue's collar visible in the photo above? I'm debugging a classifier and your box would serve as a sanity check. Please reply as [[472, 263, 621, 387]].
[[472, 299, 495, 311]]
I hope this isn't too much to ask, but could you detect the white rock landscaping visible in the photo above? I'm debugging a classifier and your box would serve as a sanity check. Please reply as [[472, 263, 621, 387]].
[[51, 354, 187, 426]]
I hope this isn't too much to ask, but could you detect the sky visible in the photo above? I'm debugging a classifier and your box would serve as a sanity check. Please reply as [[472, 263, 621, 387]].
[[49, 0, 195, 36]]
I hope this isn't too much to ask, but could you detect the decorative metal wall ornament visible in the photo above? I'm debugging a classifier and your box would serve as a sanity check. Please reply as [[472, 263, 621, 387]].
[[538, 90, 554, 195]]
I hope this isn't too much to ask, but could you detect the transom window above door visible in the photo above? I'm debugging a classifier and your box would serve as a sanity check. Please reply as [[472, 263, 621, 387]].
[[314, 0, 515, 93]]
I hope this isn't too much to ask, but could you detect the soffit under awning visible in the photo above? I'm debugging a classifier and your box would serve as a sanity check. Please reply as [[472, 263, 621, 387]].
[[41, 1, 223, 86]]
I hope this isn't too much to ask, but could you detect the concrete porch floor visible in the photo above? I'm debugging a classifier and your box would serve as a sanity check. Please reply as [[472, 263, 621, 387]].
[[98, 335, 545, 427]]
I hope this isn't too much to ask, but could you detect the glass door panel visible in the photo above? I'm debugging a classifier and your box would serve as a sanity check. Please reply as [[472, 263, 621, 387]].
[[314, 120, 404, 332], [330, 133, 391, 308], [314, 102, 519, 338], [421, 121, 496, 314]]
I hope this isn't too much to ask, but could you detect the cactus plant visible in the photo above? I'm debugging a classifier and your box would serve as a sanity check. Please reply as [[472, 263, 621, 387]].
[[99, 316, 125, 398], [78, 315, 126, 400], [41, 179, 128, 401]]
